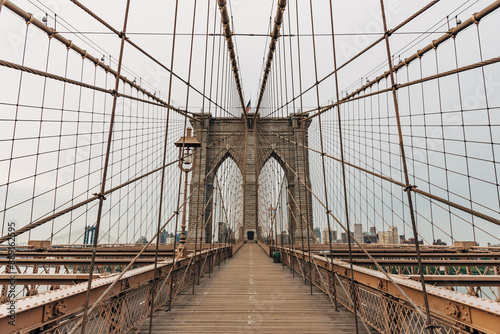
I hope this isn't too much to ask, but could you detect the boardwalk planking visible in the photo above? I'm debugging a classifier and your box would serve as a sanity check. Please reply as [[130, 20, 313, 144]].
[[138, 243, 369, 333]]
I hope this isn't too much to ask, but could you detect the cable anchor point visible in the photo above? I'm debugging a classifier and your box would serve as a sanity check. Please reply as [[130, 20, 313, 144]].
[[403, 185, 417, 192], [93, 193, 106, 201]]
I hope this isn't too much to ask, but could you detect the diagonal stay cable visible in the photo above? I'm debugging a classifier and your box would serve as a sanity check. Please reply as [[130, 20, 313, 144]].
[[0, 129, 243, 245], [66, 136, 242, 333], [259, 145, 429, 320], [68, 0, 232, 117], [267, 0, 440, 118]]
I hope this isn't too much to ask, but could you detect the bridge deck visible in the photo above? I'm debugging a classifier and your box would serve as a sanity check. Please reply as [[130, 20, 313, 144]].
[[139, 243, 367, 333]]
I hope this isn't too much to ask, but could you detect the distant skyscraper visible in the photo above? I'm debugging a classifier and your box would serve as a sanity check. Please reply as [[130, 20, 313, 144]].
[[313, 227, 321, 243], [341, 232, 354, 243], [378, 227, 399, 245], [322, 228, 337, 244], [136, 236, 148, 244], [354, 223, 363, 244], [160, 230, 168, 244]]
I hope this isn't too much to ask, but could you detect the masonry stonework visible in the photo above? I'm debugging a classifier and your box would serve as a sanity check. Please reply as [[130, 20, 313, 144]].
[[188, 113, 312, 244]]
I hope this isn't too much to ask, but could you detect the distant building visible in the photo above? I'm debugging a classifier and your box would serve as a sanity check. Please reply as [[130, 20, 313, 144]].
[[160, 230, 169, 244], [378, 227, 399, 245], [136, 236, 148, 244], [313, 227, 321, 243], [341, 232, 354, 243], [433, 239, 447, 246], [401, 237, 423, 245], [354, 224, 363, 244], [322, 228, 337, 244], [84, 225, 96, 245], [363, 234, 378, 244]]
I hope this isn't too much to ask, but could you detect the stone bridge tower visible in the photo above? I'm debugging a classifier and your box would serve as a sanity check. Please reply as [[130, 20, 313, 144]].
[[188, 112, 312, 243]]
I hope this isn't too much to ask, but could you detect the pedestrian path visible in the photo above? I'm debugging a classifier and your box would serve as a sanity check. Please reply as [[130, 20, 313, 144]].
[[139, 243, 368, 333]]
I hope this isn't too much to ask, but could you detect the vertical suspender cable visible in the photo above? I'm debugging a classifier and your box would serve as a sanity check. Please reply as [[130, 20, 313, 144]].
[[255, 0, 287, 119], [167, 0, 182, 312], [80, 0, 131, 333], [308, 0, 340, 312], [378, 0, 434, 332], [325, 0, 359, 325], [217, 0, 246, 115]]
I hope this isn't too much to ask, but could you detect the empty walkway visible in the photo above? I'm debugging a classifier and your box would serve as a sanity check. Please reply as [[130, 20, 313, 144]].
[[140, 243, 367, 333]]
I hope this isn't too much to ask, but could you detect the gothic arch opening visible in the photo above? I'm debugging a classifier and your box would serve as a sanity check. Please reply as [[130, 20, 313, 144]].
[[212, 155, 243, 243], [258, 157, 290, 245]]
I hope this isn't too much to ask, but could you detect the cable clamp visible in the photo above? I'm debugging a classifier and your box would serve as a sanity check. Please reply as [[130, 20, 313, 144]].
[[26, 13, 34, 25], [403, 185, 417, 192], [471, 13, 480, 25], [431, 40, 437, 50], [93, 193, 106, 201], [47, 28, 55, 39], [112, 89, 118, 97]]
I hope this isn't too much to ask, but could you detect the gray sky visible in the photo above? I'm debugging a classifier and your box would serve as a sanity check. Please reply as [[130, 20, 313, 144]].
[[1, 0, 499, 246]]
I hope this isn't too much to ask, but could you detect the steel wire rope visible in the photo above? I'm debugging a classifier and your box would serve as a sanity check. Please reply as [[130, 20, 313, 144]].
[[67, 121, 247, 333], [254, 125, 368, 333], [339, 0, 481, 96], [260, 113, 500, 228], [303, 1, 500, 123], [26, 29, 53, 245], [265, 0, 442, 118], [68, 0, 235, 117], [65, 55, 86, 244], [79, 0, 132, 331], [29, 0, 230, 118], [192, 0, 214, 290], [378, 0, 434, 330]]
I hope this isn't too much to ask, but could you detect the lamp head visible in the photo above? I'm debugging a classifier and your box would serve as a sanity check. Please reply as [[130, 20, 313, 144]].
[[174, 128, 201, 148]]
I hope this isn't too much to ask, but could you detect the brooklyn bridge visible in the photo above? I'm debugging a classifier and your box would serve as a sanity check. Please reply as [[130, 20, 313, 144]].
[[0, 0, 499, 333]]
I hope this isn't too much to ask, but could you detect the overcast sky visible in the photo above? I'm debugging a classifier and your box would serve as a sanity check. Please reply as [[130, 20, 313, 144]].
[[1, 0, 499, 247]]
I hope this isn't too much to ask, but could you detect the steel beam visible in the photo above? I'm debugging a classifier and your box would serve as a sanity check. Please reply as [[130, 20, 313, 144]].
[[277, 246, 500, 333], [408, 275, 500, 287], [0, 246, 232, 331]]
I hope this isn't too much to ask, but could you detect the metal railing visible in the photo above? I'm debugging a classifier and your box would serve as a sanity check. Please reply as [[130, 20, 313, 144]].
[[0, 246, 232, 333], [275, 245, 497, 334]]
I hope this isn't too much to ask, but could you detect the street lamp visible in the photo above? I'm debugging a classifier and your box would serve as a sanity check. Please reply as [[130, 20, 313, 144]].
[[174, 128, 201, 256], [267, 206, 276, 246]]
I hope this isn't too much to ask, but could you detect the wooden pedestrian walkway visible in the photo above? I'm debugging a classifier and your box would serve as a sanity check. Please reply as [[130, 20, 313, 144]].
[[139, 243, 368, 333]]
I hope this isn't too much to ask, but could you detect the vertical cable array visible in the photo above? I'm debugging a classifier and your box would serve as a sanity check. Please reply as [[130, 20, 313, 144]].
[[1, 1, 500, 333]]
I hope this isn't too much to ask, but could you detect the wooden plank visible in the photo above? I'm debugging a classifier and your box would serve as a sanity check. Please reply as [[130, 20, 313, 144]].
[[139, 243, 369, 333]]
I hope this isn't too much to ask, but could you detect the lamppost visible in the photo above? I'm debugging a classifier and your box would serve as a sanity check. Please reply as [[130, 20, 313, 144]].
[[174, 128, 201, 257], [268, 206, 276, 247]]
